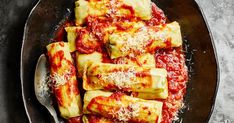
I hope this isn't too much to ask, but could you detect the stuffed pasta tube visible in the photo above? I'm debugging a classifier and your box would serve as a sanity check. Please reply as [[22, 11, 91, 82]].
[[75, 0, 152, 25], [106, 21, 182, 59], [113, 53, 168, 99], [83, 62, 167, 93], [83, 90, 163, 123], [47, 42, 82, 118]]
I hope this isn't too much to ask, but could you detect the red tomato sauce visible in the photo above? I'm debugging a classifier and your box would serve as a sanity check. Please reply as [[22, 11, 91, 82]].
[[155, 48, 188, 123], [67, 116, 82, 123], [75, 29, 101, 54], [54, 20, 74, 42], [135, 71, 151, 77], [48, 50, 64, 72], [146, 3, 166, 26], [121, 4, 135, 15], [87, 92, 124, 111], [87, 115, 105, 123]]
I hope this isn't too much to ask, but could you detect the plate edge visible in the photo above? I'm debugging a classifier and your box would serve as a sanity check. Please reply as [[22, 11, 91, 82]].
[[193, 0, 220, 123], [20, 0, 42, 123]]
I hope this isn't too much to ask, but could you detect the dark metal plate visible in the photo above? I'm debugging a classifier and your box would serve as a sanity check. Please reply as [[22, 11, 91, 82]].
[[20, 0, 219, 122]]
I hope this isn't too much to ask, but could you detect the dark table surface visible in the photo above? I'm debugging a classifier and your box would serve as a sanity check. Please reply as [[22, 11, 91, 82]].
[[0, 0, 234, 123], [0, 0, 37, 122]]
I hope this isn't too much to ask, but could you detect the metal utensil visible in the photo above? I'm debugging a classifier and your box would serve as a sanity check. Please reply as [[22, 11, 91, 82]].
[[34, 54, 59, 123]]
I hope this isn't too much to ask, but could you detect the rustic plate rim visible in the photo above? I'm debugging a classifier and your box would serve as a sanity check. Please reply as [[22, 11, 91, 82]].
[[20, 0, 42, 122], [193, 1, 220, 122]]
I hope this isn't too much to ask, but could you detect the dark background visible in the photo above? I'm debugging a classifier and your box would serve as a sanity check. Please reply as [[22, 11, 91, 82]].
[[0, 0, 37, 122]]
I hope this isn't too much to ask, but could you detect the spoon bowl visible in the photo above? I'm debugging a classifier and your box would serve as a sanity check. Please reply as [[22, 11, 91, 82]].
[[34, 54, 59, 123]]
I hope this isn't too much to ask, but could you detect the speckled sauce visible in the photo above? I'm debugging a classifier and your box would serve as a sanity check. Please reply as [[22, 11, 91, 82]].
[[155, 48, 188, 123]]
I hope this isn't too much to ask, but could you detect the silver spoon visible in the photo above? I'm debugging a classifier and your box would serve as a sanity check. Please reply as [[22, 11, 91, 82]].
[[34, 54, 59, 123]]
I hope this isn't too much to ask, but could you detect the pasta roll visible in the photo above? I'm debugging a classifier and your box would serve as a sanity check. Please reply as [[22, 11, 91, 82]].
[[76, 51, 103, 77], [107, 21, 182, 59], [83, 62, 167, 93], [83, 90, 163, 123], [75, 0, 152, 25], [132, 81, 168, 99], [47, 42, 82, 118]]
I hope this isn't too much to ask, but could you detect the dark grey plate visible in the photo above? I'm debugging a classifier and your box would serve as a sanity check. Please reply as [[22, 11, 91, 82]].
[[20, 0, 219, 122]]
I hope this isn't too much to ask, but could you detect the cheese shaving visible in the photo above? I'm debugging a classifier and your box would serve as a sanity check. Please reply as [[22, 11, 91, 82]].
[[109, 103, 140, 122], [100, 67, 139, 88], [119, 27, 149, 54], [148, 28, 167, 42], [118, 26, 167, 54], [50, 70, 71, 87]]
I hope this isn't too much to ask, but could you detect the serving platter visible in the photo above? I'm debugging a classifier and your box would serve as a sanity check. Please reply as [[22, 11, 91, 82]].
[[20, 0, 219, 122]]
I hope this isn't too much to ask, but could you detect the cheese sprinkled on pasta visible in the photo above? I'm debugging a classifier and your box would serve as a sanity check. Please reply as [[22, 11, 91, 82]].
[[120, 28, 149, 53], [114, 27, 167, 55], [100, 67, 139, 88], [109, 103, 140, 122], [50, 70, 71, 87]]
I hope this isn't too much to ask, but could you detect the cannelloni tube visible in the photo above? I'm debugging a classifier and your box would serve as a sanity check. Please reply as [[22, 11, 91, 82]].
[[132, 81, 168, 99], [76, 51, 103, 77], [83, 90, 163, 123], [47, 42, 82, 118], [82, 115, 114, 123], [83, 62, 167, 93], [107, 21, 182, 59], [75, 0, 152, 25], [114, 53, 168, 99]]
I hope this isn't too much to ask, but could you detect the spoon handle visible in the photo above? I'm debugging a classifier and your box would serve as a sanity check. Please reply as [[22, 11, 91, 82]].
[[46, 106, 59, 123]]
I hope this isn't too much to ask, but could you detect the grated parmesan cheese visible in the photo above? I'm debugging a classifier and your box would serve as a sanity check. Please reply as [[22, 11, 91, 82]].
[[50, 70, 71, 87], [148, 28, 167, 42], [117, 26, 167, 54], [100, 67, 139, 88], [109, 103, 140, 122], [119, 27, 149, 54]]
